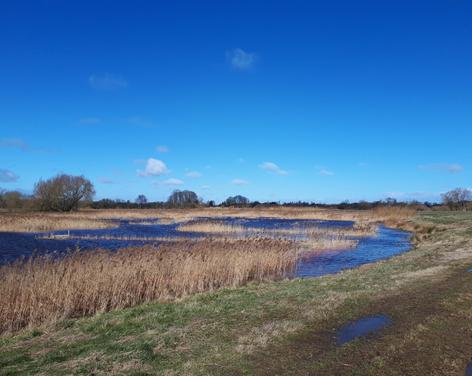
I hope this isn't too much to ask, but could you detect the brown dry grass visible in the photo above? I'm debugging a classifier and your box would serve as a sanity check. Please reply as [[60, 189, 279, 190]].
[[0, 238, 298, 334]]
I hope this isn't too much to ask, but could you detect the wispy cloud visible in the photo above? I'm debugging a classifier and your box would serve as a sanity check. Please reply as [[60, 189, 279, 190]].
[[318, 168, 334, 176], [89, 73, 128, 90], [127, 116, 154, 128], [186, 171, 202, 178], [0, 138, 55, 153], [226, 48, 257, 70], [138, 158, 169, 177], [0, 169, 19, 183], [156, 145, 169, 153], [259, 162, 288, 175], [99, 177, 118, 184], [163, 178, 184, 186], [419, 163, 464, 174], [201, 185, 211, 190], [232, 179, 249, 185], [79, 117, 101, 125], [0, 138, 29, 151], [385, 191, 439, 201]]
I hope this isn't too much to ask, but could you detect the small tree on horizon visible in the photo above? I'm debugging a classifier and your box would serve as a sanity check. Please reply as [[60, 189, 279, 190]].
[[135, 194, 148, 205], [223, 195, 250, 207], [441, 188, 472, 210], [167, 190, 200, 208]]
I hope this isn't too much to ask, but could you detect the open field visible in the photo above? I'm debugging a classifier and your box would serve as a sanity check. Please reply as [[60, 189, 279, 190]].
[[1, 210, 471, 375]]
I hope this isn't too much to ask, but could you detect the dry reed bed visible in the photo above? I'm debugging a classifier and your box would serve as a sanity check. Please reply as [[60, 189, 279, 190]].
[[177, 220, 375, 250], [178, 221, 377, 237], [0, 238, 298, 334], [0, 206, 415, 233], [0, 213, 114, 232]]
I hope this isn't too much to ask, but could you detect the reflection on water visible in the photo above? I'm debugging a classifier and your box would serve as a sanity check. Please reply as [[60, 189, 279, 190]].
[[0, 217, 412, 278], [336, 315, 392, 346]]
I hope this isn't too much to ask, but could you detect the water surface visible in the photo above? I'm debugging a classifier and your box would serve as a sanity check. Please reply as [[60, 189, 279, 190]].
[[466, 361, 472, 376], [336, 315, 392, 346]]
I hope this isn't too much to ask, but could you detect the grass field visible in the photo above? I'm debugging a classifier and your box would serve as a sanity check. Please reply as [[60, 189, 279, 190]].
[[0, 210, 471, 375]]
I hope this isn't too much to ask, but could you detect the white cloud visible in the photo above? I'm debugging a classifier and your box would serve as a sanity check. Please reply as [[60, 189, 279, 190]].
[[0, 169, 18, 182], [186, 171, 202, 178], [318, 168, 334, 176], [89, 73, 128, 90], [79, 117, 101, 125], [259, 162, 288, 175], [419, 163, 463, 174], [163, 178, 183, 186], [99, 177, 117, 184], [138, 158, 169, 177], [232, 179, 249, 185], [156, 145, 169, 153], [226, 48, 257, 70]]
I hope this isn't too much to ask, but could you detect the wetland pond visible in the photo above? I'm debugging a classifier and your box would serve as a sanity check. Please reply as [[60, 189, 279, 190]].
[[0, 217, 412, 278]]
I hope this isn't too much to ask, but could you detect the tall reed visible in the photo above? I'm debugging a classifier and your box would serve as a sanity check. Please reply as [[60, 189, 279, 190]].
[[0, 238, 297, 334]]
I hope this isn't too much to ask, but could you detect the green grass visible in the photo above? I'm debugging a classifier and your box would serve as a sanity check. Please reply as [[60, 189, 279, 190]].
[[1, 211, 472, 375]]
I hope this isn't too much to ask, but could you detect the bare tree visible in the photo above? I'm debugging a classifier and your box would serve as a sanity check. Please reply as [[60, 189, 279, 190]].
[[167, 190, 200, 208], [135, 194, 148, 205], [441, 188, 472, 210], [223, 195, 250, 207], [0, 190, 24, 211], [34, 174, 95, 211]]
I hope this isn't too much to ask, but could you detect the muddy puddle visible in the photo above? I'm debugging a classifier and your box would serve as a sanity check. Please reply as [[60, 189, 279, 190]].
[[336, 314, 392, 346]]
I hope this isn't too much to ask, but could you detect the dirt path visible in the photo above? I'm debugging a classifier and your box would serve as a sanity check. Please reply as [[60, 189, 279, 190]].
[[243, 265, 472, 376]]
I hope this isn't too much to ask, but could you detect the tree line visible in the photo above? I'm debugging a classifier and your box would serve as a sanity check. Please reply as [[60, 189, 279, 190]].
[[1, 173, 471, 211]]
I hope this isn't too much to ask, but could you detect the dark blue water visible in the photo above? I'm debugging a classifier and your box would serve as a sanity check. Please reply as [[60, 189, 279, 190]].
[[295, 225, 412, 277], [466, 361, 472, 376], [0, 217, 412, 279], [336, 315, 392, 346]]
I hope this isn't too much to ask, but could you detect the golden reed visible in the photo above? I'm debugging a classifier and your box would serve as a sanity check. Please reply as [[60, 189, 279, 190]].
[[0, 238, 297, 334]]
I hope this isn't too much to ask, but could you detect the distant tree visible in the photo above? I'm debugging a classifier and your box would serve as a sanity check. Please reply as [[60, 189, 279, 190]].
[[4, 191, 23, 211], [223, 195, 250, 207], [34, 174, 95, 211], [167, 190, 200, 208], [135, 194, 148, 205], [441, 188, 472, 210], [207, 200, 215, 207], [0, 190, 24, 211], [384, 197, 397, 206]]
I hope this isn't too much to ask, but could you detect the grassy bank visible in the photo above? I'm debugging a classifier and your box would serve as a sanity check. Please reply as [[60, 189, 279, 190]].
[[1, 211, 471, 375]]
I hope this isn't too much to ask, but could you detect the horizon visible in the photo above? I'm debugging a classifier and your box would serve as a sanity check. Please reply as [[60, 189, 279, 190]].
[[1, 1, 471, 203]]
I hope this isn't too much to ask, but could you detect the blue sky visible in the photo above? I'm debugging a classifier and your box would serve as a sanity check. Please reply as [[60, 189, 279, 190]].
[[0, 0, 471, 203]]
